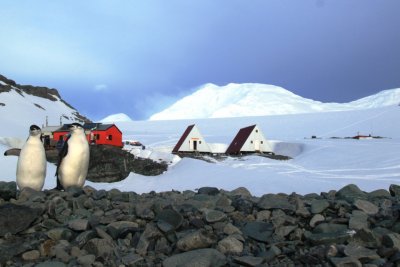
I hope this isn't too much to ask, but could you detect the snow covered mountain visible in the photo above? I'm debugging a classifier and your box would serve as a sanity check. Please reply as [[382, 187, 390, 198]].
[[100, 113, 133, 123], [0, 74, 90, 137], [150, 83, 400, 120]]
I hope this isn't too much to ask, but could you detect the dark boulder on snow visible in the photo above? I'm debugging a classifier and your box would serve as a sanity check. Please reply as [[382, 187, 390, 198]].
[[46, 145, 168, 183], [197, 186, 220, 196], [0, 181, 17, 200], [87, 145, 168, 182]]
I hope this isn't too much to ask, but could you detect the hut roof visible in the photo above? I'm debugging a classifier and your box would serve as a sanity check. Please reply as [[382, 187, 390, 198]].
[[172, 124, 195, 153], [225, 125, 256, 154]]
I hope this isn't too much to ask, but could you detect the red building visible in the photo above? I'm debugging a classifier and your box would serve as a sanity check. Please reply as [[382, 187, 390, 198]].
[[53, 123, 123, 147]]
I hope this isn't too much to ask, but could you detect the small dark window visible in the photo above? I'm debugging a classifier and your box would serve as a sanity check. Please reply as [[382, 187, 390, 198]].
[[108, 135, 113, 140], [261, 141, 264, 144], [199, 141, 202, 144], [96, 134, 100, 140], [256, 129, 258, 133], [251, 140, 253, 144]]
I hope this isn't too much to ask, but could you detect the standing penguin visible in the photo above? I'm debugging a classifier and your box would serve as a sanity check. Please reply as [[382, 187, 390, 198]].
[[16, 125, 47, 191], [56, 123, 90, 189]]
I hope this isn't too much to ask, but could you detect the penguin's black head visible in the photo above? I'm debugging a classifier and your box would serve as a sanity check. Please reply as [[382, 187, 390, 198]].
[[68, 123, 83, 128], [29, 124, 41, 136], [30, 125, 40, 131], [68, 123, 84, 133]]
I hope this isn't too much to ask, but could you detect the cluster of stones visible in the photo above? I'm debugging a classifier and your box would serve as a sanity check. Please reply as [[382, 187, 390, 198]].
[[0, 181, 400, 267]]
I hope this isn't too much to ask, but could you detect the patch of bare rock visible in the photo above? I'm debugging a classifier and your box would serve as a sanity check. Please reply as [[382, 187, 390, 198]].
[[0, 182, 400, 266]]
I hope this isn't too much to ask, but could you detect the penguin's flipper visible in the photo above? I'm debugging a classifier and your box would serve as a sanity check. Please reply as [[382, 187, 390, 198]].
[[55, 136, 70, 190], [4, 148, 21, 156]]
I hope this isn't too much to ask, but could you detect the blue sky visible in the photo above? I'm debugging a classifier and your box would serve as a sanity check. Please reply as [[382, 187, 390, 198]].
[[0, 0, 399, 120]]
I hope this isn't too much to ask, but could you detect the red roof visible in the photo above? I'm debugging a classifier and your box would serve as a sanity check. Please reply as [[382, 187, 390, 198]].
[[172, 124, 195, 153], [226, 125, 256, 154]]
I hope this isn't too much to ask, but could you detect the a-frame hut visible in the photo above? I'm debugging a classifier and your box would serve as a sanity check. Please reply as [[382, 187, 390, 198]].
[[172, 124, 211, 154], [226, 124, 273, 155]]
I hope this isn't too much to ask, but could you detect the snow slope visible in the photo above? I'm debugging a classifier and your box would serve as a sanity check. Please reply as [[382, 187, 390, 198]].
[[0, 79, 88, 138], [150, 83, 400, 120]]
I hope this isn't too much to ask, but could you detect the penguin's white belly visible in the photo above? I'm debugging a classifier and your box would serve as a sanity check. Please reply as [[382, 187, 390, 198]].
[[59, 139, 89, 188], [16, 142, 46, 191]]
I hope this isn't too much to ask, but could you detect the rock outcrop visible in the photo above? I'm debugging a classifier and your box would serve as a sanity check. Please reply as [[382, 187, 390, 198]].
[[45, 145, 168, 182], [86, 145, 168, 182]]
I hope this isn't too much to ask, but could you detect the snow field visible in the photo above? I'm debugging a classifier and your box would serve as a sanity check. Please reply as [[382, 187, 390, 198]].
[[1, 91, 399, 196]]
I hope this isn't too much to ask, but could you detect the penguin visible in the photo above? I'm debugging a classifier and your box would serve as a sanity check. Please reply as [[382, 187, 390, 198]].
[[56, 123, 90, 189], [16, 125, 47, 191]]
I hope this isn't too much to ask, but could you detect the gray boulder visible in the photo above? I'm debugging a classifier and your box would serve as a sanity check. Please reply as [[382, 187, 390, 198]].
[[0, 203, 40, 236], [163, 248, 226, 267], [330, 257, 362, 267], [343, 243, 380, 260], [217, 236, 243, 254], [156, 208, 183, 232], [311, 199, 330, 214], [242, 222, 274, 242], [389, 184, 400, 197], [35, 262, 67, 267], [177, 229, 217, 251], [234, 256, 264, 267], [354, 199, 379, 215], [336, 184, 367, 203], [197, 187, 220, 196], [204, 209, 227, 223], [83, 238, 115, 260], [257, 194, 295, 211]]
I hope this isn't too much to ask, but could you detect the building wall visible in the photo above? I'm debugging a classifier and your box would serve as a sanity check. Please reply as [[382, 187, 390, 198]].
[[241, 126, 272, 153], [53, 126, 123, 147], [53, 131, 69, 141], [91, 126, 123, 147], [178, 126, 211, 153]]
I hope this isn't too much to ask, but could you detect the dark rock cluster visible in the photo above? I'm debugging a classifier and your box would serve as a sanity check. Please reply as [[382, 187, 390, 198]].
[[86, 145, 168, 182], [45, 145, 168, 183], [0, 182, 400, 267]]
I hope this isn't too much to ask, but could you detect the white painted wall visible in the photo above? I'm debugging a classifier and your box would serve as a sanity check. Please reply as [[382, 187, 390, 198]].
[[241, 125, 273, 153], [178, 125, 212, 152]]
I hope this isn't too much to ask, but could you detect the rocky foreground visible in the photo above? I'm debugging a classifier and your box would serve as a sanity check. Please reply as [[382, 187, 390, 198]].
[[0, 182, 400, 267]]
